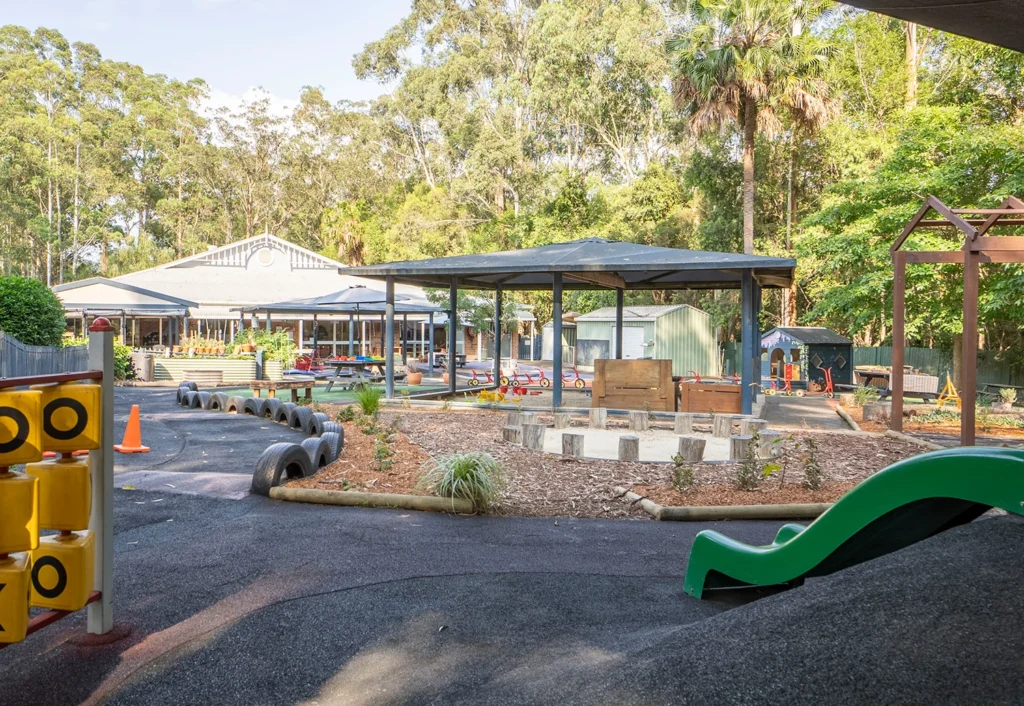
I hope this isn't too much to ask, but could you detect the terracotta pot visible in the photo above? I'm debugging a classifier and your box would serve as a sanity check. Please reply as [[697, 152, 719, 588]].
[[442, 372, 450, 384], [172, 345, 182, 354], [407, 372, 423, 385]]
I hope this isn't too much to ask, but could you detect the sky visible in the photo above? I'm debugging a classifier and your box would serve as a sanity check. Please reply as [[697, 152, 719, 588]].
[[3, 0, 411, 113]]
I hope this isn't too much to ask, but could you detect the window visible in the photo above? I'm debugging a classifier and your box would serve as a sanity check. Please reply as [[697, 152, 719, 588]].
[[835, 354, 847, 369]]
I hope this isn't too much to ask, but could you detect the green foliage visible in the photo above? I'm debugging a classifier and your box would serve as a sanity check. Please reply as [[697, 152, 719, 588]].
[[0, 276, 67, 346], [801, 438, 823, 491], [853, 386, 880, 407], [420, 452, 503, 511], [248, 329, 296, 366], [735, 430, 763, 491], [353, 384, 385, 417], [670, 455, 695, 492], [113, 339, 135, 381], [336, 406, 356, 423], [999, 388, 1017, 403]]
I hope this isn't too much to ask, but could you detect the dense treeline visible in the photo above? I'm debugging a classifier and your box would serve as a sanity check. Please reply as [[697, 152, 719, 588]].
[[1, 3, 1023, 364]]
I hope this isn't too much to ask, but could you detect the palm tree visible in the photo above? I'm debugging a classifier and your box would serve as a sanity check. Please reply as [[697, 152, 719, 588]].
[[667, 0, 836, 255]]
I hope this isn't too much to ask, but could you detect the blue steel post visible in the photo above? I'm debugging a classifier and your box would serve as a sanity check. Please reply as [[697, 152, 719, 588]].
[[552, 273, 563, 408], [448, 278, 457, 395], [385, 276, 395, 399], [493, 286, 502, 386], [740, 270, 754, 414]]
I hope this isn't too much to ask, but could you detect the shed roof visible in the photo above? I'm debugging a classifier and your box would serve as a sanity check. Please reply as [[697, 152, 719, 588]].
[[341, 238, 795, 291], [763, 327, 852, 346], [842, 0, 1023, 53], [576, 304, 704, 321]]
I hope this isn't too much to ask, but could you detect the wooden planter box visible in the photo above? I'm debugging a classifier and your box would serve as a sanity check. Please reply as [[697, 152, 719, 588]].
[[680, 382, 742, 414], [593, 359, 675, 412]]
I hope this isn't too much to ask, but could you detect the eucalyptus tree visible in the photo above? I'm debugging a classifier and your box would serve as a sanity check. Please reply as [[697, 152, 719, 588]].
[[667, 0, 836, 255]]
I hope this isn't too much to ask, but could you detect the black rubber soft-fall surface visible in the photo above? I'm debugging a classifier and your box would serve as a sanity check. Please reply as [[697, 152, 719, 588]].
[[319, 431, 343, 463], [275, 402, 297, 425], [300, 436, 331, 472], [242, 397, 263, 416], [308, 412, 331, 436], [250, 443, 312, 496]]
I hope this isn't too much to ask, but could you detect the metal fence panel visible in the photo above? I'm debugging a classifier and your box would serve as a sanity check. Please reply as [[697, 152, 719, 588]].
[[0, 332, 89, 378]]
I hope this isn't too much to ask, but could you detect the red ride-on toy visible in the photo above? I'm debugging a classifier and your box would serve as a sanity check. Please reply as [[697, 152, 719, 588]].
[[765, 363, 802, 396], [468, 370, 494, 387]]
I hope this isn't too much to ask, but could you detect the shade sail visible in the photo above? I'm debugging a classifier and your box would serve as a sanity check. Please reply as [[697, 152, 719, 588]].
[[842, 0, 1024, 53]]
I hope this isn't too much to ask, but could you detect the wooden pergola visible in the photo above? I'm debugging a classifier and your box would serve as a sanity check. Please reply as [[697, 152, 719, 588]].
[[891, 195, 1024, 446]]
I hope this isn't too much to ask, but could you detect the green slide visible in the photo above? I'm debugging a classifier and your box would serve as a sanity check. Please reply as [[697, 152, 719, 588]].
[[684, 447, 1024, 598]]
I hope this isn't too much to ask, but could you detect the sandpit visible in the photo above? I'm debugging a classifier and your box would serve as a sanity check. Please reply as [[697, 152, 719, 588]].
[[541, 426, 731, 462]]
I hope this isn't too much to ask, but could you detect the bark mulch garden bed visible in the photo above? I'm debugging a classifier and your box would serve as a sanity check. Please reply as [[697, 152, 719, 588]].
[[845, 404, 1024, 439], [285, 406, 925, 519]]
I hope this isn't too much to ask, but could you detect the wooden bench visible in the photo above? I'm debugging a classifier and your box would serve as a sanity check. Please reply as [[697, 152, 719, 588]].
[[593, 359, 675, 411], [250, 379, 316, 403]]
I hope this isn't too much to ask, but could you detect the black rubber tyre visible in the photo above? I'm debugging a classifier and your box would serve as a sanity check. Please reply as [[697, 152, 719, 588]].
[[261, 398, 283, 420], [320, 431, 343, 462], [208, 392, 229, 411], [224, 396, 246, 413], [499, 375, 510, 386], [320, 421, 342, 436], [540, 378, 551, 388], [468, 378, 479, 386], [288, 406, 315, 435], [301, 436, 331, 472], [242, 397, 263, 416], [250, 443, 312, 496], [308, 412, 331, 436], [179, 388, 194, 406], [176, 385, 193, 404], [183, 391, 200, 408], [274, 402, 297, 424], [197, 391, 214, 410], [179, 381, 198, 392]]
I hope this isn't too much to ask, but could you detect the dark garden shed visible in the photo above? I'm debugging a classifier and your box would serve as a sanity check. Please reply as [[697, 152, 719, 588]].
[[760, 327, 853, 390]]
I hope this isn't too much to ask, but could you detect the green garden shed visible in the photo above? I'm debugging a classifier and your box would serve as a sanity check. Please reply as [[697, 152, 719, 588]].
[[574, 304, 716, 377]]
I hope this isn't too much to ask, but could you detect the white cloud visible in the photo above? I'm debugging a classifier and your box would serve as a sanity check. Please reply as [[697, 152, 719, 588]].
[[202, 86, 298, 120]]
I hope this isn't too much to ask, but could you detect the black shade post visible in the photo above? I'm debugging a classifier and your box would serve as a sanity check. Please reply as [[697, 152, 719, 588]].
[[448, 278, 458, 395], [348, 313, 355, 356], [493, 286, 502, 385], [401, 314, 408, 366], [740, 270, 754, 414], [428, 312, 435, 373], [615, 288, 624, 359], [552, 273, 563, 408]]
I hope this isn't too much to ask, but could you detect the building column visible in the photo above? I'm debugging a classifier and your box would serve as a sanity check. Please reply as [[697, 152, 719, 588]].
[[348, 314, 355, 356], [361, 319, 367, 356], [428, 312, 435, 373], [530, 320, 535, 361], [493, 286, 502, 386], [332, 320, 338, 357], [552, 273, 563, 408], [401, 314, 408, 366], [615, 288, 624, 359], [740, 270, 755, 415], [265, 312, 271, 332], [312, 314, 319, 358], [385, 277, 395, 398], [448, 278, 458, 395], [962, 250, 979, 446], [379, 314, 385, 358], [158, 317, 163, 347], [298, 319, 304, 351]]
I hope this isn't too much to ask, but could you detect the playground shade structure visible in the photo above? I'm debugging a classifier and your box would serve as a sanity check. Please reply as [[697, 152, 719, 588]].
[[684, 447, 1024, 598]]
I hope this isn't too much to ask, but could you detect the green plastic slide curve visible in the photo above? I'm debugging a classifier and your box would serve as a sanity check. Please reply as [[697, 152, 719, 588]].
[[684, 447, 1024, 598]]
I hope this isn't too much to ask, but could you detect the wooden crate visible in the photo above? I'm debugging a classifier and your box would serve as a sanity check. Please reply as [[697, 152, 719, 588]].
[[592, 359, 675, 412], [680, 382, 742, 414]]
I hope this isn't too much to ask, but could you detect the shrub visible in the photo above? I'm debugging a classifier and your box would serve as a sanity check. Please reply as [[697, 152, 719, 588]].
[[336, 406, 356, 423], [852, 386, 879, 407], [420, 452, 503, 510], [0, 276, 67, 346], [802, 438, 823, 491], [353, 384, 384, 416], [999, 388, 1017, 404], [734, 430, 762, 491], [113, 338, 136, 380], [670, 455, 695, 492]]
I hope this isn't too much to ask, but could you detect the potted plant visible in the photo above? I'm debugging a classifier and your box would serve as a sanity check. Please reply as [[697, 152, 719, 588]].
[[407, 365, 423, 386], [994, 387, 1017, 412]]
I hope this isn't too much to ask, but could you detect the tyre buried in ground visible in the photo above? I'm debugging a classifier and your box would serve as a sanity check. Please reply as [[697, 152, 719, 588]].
[[224, 396, 246, 414], [261, 398, 283, 420], [242, 397, 263, 416], [320, 421, 342, 436], [274, 401, 297, 424], [319, 431, 343, 462], [176, 385, 193, 404], [251, 443, 313, 496], [287, 406, 314, 434], [308, 412, 331, 436], [208, 392, 229, 412], [179, 380, 198, 392], [300, 436, 331, 471], [197, 391, 213, 410]]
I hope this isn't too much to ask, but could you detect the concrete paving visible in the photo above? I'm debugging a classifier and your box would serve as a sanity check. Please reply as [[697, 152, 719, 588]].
[[762, 395, 847, 430], [542, 427, 730, 462]]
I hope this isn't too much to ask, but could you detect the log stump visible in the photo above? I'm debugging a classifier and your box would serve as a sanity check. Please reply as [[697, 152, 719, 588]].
[[553, 412, 572, 429], [673, 413, 695, 435], [589, 407, 608, 429], [838, 393, 856, 407], [862, 403, 890, 422], [740, 418, 769, 435], [758, 430, 781, 458], [676, 436, 706, 463], [520, 412, 540, 427], [730, 434, 754, 461], [505, 411, 523, 427], [628, 411, 649, 432], [522, 423, 545, 450], [618, 434, 640, 462], [502, 425, 523, 444], [561, 433, 584, 458], [712, 414, 735, 439]]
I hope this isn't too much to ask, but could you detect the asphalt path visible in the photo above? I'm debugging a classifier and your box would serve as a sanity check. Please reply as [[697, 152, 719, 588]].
[[2, 389, 1022, 705]]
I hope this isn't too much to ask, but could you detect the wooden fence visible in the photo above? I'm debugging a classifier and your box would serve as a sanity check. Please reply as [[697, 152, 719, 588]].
[[0, 332, 89, 379]]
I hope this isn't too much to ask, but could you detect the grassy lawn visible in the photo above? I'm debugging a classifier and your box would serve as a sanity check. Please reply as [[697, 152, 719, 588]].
[[217, 383, 448, 405]]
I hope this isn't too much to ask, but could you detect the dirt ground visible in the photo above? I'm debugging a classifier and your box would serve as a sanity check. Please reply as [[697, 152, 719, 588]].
[[287, 407, 925, 518], [846, 403, 1024, 439]]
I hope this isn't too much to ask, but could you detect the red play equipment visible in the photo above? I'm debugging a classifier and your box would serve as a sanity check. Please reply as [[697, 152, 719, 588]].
[[765, 363, 802, 396], [468, 370, 494, 387]]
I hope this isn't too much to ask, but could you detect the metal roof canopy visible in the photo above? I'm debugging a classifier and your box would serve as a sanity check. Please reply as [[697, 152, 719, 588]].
[[842, 0, 1024, 54], [233, 296, 443, 315], [341, 238, 796, 291]]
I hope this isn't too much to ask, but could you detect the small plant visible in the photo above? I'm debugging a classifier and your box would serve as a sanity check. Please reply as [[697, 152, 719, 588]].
[[734, 430, 762, 491], [336, 406, 356, 423], [441, 399, 452, 411], [801, 437, 823, 491], [670, 455, 695, 492], [353, 384, 384, 417], [999, 388, 1017, 404], [852, 386, 879, 407], [977, 403, 993, 429], [420, 452, 503, 511]]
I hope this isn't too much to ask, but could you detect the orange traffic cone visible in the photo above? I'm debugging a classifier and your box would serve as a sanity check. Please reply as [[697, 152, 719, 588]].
[[114, 404, 150, 454]]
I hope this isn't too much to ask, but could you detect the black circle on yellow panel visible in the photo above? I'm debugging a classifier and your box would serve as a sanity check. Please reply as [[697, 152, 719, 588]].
[[0, 406, 30, 454], [43, 398, 88, 441], [32, 556, 68, 599]]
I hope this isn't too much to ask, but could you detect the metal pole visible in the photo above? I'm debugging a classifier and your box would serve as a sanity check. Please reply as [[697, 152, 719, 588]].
[[429, 312, 435, 374], [379, 314, 385, 358], [348, 314, 354, 357], [962, 250, 979, 445], [87, 317, 114, 635], [448, 278, 457, 395], [530, 320, 535, 361], [493, 286, 503, 384], [332, 320, 337, 357], [265, 312, 271, 332], [754, 282, 763, 396], [740, 270, 754, 415], [615, 288, 624, 359], [312, 314, 319, 358], [401, 313, 408, 366], [385, 277, 395, 398], [553, 273, 563, 408], [891, 252, 906, 432]]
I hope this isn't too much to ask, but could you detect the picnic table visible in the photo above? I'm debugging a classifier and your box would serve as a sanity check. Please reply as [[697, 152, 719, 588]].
[[435, 353, 466, 369], [323, 359, 407, 392], [250, 378, 316, 403], [980, 382, 1024, 402]]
